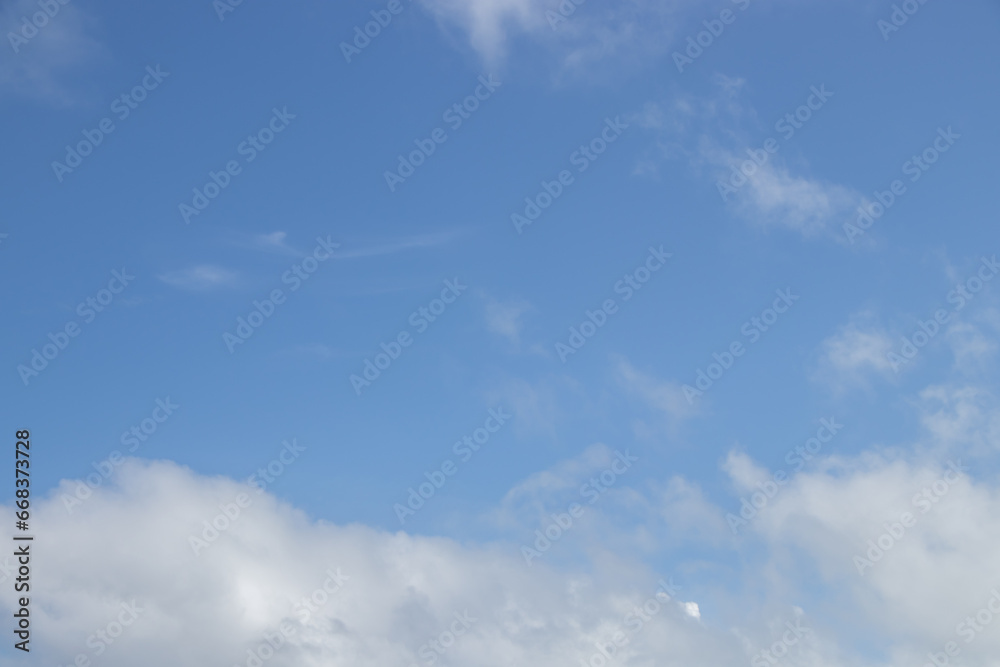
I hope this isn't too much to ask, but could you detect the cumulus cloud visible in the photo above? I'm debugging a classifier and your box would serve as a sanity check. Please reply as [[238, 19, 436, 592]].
[[726, 450, 1000, 667], [20, 459, 738, 667], [9, 377, 1000, 667], [14, 315, 1000, 666]]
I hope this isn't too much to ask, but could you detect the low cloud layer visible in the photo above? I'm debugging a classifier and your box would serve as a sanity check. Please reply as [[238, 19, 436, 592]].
[[7, 413, 1000, 667]]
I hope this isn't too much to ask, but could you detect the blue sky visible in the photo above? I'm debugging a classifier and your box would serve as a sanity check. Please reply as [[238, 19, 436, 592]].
[[3, 0, 1000, 665]]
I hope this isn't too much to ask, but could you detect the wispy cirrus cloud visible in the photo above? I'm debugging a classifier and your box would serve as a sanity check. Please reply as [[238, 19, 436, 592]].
[[333, 230, 461, 260], [814, 312, 897, 391], [0, 0, 105, 104], [637, 75, 862, 238], [157, 265, 240, 291], [226, 230, 308, 257], [251, 231, 299, 256], [227, 230, 459, 259], [722, 157, 860, 236], [418, 0, 545, 64], [416, 0, 689, 76], [615, 356, 700, 432], [484, 296, 532, 347]]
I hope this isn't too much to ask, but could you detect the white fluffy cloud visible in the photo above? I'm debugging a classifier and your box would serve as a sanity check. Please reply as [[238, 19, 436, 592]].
[[733, 452, 1000, 667], [916, 383, 1000, 457], [11, 321, 1000, 666], [10, 389, 1000, 667], [17, 458, 742, 667]]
